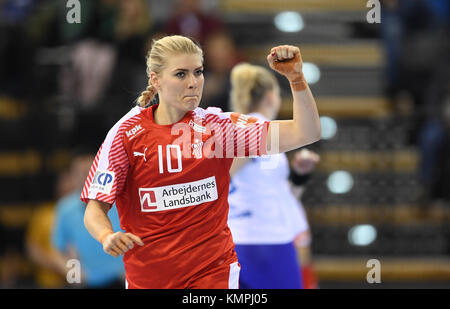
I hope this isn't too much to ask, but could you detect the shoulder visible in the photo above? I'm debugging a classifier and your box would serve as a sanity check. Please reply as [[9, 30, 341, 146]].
[[193, 107, 233, 123], [193, 106, 222, 118], [105, 106, 145, 142]]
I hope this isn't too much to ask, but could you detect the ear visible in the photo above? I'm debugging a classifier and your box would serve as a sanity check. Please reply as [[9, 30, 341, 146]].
[[149, 72, 160, 91]]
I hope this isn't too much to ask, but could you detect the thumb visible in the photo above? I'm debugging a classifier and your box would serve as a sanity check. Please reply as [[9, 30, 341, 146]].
[[126, 233, 144, 246], [267, 51, 276, 68]]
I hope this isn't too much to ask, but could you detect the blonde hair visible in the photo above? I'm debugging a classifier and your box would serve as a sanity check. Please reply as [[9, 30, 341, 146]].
[[137, 35, 204, 107], [230, 63, 278, 114]]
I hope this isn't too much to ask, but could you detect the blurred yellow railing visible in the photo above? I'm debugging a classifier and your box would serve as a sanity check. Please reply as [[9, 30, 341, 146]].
[[221, 0, 368, 13]]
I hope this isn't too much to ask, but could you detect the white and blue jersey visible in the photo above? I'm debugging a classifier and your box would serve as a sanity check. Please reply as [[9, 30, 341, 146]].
[[227, 113, 310, 289], [227, 114, 309, 245]]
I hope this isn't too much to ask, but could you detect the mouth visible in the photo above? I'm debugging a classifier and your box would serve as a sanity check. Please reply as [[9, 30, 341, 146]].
[[184, 95, 199, 98]]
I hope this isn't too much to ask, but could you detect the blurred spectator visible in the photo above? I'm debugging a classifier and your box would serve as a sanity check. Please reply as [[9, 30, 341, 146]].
[[104, 0, 152, 120], [60, 39, 117, 109], [0, 0, 38, 98], [51, 149, 125, 288], [201, 31, 244, 112], [25, 172, 71, 288], [115, 0, 151, 42], [0, 0, 36, 25], [418, 91, 450, 203], [55, 0, 118, 44], [381, 0, 449, 204], [163, 0, 225, 45], [381, 0, 449, 129]]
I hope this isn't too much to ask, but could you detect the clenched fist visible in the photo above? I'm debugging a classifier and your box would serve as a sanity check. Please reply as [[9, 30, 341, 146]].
[[291, 149, 320, 175], [267, 45, 307, 91], [100, 230, 144, 257]]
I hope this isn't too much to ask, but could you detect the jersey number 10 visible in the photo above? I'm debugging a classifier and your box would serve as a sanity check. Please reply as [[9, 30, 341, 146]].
[[158, 145, 182, 174]]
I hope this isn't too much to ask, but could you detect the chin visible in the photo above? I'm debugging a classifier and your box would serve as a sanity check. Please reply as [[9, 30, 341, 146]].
[[185, 99, 200, 111]]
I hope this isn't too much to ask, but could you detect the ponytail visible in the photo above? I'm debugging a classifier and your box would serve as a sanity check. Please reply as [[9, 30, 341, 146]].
[[137, 84, 157, 107]]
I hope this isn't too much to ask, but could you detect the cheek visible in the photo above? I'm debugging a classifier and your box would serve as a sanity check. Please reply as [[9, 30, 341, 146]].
[[198, 76, 205, 89], [162, 80, 181, 96]]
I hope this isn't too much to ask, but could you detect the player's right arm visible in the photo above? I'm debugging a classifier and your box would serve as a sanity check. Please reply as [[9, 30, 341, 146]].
[[84, 200, 144, 257], [81, 108, 146, 257]]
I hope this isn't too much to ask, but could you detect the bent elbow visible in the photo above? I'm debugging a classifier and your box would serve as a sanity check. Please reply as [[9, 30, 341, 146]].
[[313, 128, 322, 143], [299, 131, 321, 147], [310, 124, 322, 144]]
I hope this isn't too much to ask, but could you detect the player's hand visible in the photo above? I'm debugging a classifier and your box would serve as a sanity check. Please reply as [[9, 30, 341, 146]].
[[267, 45, 306, 90], [291, 149, 320, 175], [101, 231, 144, 257]]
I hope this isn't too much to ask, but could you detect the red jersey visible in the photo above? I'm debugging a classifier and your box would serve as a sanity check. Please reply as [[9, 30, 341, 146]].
[[80, 104, 269, 288]]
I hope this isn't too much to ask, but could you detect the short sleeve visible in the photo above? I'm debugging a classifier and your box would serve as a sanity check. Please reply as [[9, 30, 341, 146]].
[[80, 128, 130, 205], [203, 109, 270, 158]]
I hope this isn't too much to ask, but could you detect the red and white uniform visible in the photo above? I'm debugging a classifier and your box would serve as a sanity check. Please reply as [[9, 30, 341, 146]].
[[80, 104, 269, 289]]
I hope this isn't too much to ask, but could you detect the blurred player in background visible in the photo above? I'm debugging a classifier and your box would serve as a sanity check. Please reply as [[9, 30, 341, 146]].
[[81, 35, 321, 289], [51, 149, 125, 288], [227, 63, 320, 289], [25, 170, 73, 288]]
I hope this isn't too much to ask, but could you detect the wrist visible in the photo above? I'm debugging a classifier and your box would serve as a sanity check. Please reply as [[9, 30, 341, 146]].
[[289, 72, 308, 91], [98, 229, 114, 245], [289, 170, 311, 186]]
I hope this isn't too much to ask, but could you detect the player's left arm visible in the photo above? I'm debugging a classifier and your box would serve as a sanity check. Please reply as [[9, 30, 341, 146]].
[[266, 45, 321, 154]]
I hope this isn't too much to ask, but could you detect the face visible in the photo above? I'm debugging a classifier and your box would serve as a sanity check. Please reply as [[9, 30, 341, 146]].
[[151, 53, 204, 114]]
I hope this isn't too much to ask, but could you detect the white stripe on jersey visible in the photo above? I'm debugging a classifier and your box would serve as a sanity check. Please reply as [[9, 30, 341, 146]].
[[82, 106, 143, 204], [228, 262, 240, 289], [193, 107, 268, 158]]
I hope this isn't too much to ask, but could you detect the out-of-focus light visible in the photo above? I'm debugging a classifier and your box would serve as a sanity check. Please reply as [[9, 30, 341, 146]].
[[320, 116, 337, 140], [348, 224, 377, 246], [303, 62, 321, 84], [327, 171, 354, 194], [274, 11, 304, 33]]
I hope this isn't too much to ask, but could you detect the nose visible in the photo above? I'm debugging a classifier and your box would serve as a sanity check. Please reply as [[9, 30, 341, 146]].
[[187, 74, 198, 89]]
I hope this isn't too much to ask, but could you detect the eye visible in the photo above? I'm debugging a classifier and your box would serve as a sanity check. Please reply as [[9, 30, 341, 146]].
[[175, 72, 185, 78], [195, 69, 204, 76]]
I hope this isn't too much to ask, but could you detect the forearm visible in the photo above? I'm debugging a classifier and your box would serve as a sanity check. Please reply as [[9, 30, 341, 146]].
[[268, 87, 321, 154], [84, 200, 114, 243], [291, 85, 321, 145]]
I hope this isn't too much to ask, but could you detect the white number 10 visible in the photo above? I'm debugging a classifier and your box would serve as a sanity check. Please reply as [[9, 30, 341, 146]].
[[158, 145, 182, 174]]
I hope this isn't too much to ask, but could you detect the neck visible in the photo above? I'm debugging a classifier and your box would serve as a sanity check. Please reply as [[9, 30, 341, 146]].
[[154, 102, 187, 125]]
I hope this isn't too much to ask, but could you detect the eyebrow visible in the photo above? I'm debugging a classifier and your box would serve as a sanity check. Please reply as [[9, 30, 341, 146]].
[[173, 66, 204, 72]]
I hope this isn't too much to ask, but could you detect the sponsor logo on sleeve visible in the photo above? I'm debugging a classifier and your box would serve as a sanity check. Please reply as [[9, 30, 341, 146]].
[[139, 176, 218, 212], [90, 170, 115, 195], [126, 124, 145, 140]]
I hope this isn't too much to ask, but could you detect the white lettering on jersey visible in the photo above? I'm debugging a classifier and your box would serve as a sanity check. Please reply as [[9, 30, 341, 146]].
[[126, 124, 145, 140], [139, 176, 218, 212]]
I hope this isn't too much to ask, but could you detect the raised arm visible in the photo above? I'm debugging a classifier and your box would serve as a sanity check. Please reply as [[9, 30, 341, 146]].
[[266, 45, 321, 154]]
